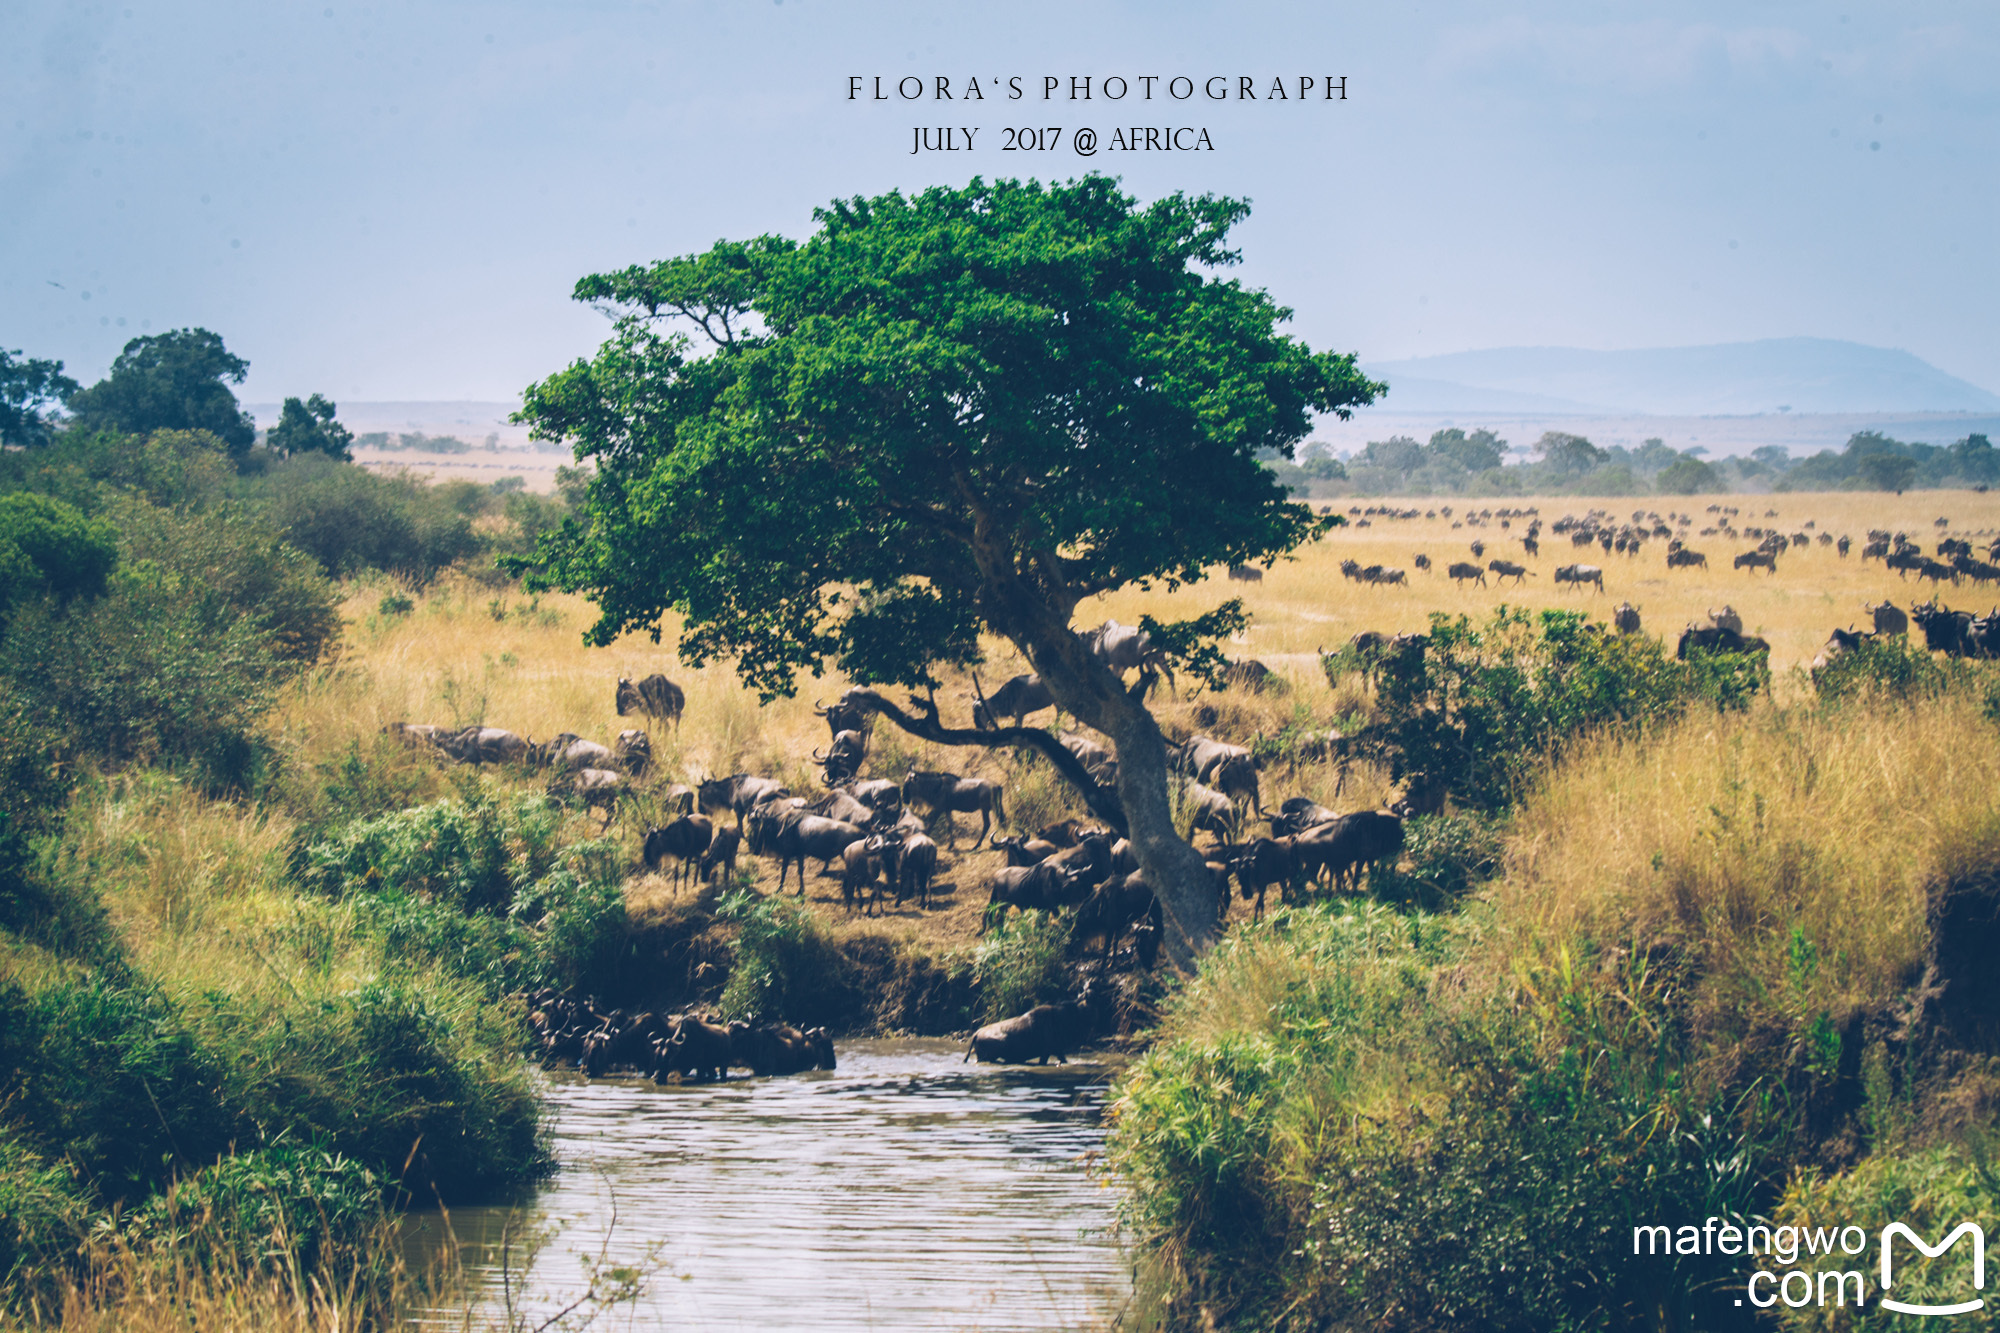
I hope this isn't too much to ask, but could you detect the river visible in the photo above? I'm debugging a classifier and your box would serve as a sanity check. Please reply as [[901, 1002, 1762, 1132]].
[[408, 1037, 1133, 1332]]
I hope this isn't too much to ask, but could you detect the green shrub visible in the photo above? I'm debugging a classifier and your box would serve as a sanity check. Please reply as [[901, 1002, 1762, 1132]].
[[1776, 1145, 2000, 1332], [1371, 608, 1763, 811], [1812, 633, 1963, 705], [715, 890, 852, 1025], [296, 782, 562, 915], [0, 1133, 89, 1311], [970, 911, 1072, 1021], [0, 977, 241, 1203], [1369, 811, 1505, 909], [120, 1145, 384, 1277], [246, 454, 485, 586]]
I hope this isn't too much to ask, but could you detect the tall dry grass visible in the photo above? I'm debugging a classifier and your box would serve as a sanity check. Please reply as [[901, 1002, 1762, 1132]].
[[1495, 691, 2000, 1028]]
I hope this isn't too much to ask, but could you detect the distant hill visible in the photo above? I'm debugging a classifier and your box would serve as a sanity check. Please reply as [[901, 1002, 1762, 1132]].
[[1363, 339, 2000, 416]]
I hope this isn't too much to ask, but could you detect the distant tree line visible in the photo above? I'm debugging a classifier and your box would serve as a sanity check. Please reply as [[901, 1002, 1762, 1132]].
[[1266, 422, 1997, 497]]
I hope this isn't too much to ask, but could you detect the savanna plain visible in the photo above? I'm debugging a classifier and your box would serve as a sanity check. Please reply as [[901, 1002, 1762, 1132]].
[[6, 479, 2000, 1332]]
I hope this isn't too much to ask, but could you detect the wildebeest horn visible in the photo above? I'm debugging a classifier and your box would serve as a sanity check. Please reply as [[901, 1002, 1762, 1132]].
[[813, 698, 829, 716]]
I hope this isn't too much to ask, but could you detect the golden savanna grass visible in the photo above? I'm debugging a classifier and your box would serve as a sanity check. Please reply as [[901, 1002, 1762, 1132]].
[[271, 489, 2000, 954], [1496, 690, 2000, 1022]]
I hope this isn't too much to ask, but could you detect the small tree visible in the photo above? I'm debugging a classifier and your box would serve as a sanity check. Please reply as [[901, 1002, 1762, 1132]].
[[266, 393, 355, 462], [0, 350, 80, 449], [63, 329, 257, 465], [511, 177, 1380, 965], [1534, 431, 1606, 475]]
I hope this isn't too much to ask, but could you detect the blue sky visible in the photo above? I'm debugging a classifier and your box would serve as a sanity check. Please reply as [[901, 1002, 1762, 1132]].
[[4, 0, 1995, 404]]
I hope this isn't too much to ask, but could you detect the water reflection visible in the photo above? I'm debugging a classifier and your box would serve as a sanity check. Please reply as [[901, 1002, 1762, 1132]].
[[410, 1038, 1131, 1331]]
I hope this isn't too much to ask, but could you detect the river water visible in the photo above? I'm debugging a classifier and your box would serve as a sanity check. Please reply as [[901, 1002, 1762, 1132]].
[[408, 1038, 1133, 1332]]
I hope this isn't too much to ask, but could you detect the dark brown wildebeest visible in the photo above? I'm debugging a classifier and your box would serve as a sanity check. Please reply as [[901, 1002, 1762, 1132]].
[[1221, 659, 1284, 694], [1666, 547, 1708, 570], [1071, 873, 1165, 967], [1554, 563, 1605, 593], [963, 991, 1096, 1065], [983, 860, 1083, 930], [1232, 836, 1299, 922], [538, 733, 615, 771], [616, 674, 685, 729], [698, 774, 790, 828], [643, 814, 714, 893], [991, 834, 1062, 868], [1733, 550, 1778, 574], [1268, 797, 1341, 837], [1447, 561, 1487, 587], [1613, 602, 1642, 636], [1866, 601, 1909, 636], [1293, 811, 1406, 894], [896, 832, 940, 910], [813, 729, 867, 784], [766, 815, 867, 896], [903, 767, 1006, 849], [1487, 558, 1532, 585], [554, 767, 627, 827], [699, 825, 741, 885], [1226, 563, 1264, 582], [1413, 553, 1432, 572], [1676, 624, 1771, 660]]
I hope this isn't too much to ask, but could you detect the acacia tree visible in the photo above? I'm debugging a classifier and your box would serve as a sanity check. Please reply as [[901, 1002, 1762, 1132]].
[[513, 176, 1379, 966]]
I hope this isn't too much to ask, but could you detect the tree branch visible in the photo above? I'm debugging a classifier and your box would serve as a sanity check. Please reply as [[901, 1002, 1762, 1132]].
[[844, 689, 1128, 836]]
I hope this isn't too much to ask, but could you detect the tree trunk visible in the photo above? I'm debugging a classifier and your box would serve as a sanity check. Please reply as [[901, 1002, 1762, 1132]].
[[1015, 629, 1221, 973]]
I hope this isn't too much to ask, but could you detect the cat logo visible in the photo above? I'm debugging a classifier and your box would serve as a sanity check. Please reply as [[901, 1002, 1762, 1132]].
[[1881, 1223, 1985, 1317]]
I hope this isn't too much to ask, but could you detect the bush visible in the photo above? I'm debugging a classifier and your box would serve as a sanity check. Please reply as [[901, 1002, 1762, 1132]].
[[1370, 608, 1763, 811], [1812, 633, 1962, 705], [715, 890, 852, 1025], [296, 782, 562, 915], [247, 455, 485, 586], [1368, 811, 1504, 909], [0, 1134, 89, 1311], [120, 1146, 384, 1277], [970, 911, 1072, 1021]]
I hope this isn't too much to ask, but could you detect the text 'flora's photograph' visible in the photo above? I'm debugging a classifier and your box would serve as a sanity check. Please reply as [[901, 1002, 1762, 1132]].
[[3, 2, 1997, 1330]]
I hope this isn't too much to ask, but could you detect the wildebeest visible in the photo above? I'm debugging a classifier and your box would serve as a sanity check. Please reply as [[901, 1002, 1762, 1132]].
[[1220, 659, 1284, 694], [1554, 564, 1605, 593], [654, 1016, 734, 1082], [814, 729, 867, 784], [1447, 561, 1487, 587], [984, 860, 1083, 928], [1413, 553, 1432, 572], [699, 826, 740, 884], [615, 674, 685, 729], [1232, 836, 1299, 922], [1178, 780, 1240, 842], [553, 768, 627, 827], [812, 689, 876, 738], [1226, 564, 1264, 582], [1081, 619, 1168, 681], [963, 991, 1096, 1065], [1676, 625, 1771, 660], [612, 729, 652, 775], [809, 788, 875, 828], [1838, 535, 1852, 557], [1071, 873, 1165, 966], [1865, 601, 1909, 636], [897, 832, 940, 909], [1292, 811, 1405, 894], [383, 722, 450, 746], [1487, 558, 1531, 585], [902, 767, 1005, 849], [1706, 605, 1743, 635], [1811, 626, 1875, 676], [1177, 736, 1261, 812], [992, 834, 1062, 867], [1733, 550, 1778, 574], [538, 733, 615, 772], [1666, 547, 1708, 570], [971, 672, 1055, 730], [698, 774, 790, 828], [767, 814, 868, 896], [1910, 601, 1976, 655], [643, 814, 714, 892], [1613, 602, 1642, 635], [846, 777, 902, 812], [1268, 796, 1341, 837], [435, 726, 533, 765]]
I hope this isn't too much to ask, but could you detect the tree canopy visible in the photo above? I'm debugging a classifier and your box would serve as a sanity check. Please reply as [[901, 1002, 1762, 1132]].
[[64, 329, 257, 464], [267, 393, 354, 462], [515, 175, 1380, 963], [0, 350, 80, 449]]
